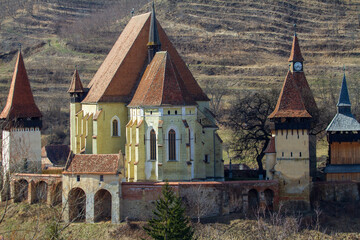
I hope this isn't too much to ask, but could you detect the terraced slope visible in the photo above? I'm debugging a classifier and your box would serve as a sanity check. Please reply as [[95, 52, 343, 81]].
[[0, 0, 359, 112]]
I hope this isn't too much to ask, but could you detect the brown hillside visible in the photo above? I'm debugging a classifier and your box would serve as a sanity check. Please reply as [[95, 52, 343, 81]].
[[0, 0, 359, 123]]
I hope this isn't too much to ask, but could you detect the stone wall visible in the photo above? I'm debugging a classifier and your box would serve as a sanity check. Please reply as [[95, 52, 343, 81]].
[[121, 180, 279, 221], [311, 181, 360, 203]]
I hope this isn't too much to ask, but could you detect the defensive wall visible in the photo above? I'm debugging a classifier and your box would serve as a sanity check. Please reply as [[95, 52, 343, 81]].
[[7, 174, 360, 222], [121, 180, 279, 221]]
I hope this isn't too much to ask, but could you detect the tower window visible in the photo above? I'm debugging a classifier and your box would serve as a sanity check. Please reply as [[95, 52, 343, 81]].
[[150, 129, 156, 160], [299, 152, 302, 157], [168, 110, 170, 115], [168, 129, 176, 160], [77, 175, 80, 182], [291, 152, 293, 157], [100, 175, 104, 182], [150, 111, 153, 115], [282, 152, 284, 157], [175, 110, 177, 115]]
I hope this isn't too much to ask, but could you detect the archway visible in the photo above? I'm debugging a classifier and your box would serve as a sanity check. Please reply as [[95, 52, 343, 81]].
[[264, 189, 274, 211], [35, 181, 48, 203], [68, 188, 86, 222], [248, 189, 259, 211], [52, 183, 62, 206], [94, 189, 112, 222], [15, 179, 28, 202]]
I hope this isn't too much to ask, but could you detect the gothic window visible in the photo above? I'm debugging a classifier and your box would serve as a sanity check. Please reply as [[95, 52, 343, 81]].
[[112, 120, 118, 136], [168, 129, 176, 160], [111, 116, 120, 136], [150, 129, 156, 160]]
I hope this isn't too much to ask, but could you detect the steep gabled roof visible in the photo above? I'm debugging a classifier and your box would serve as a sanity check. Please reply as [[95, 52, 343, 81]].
[[269, 71, 311, 119], [128, 51, 196, 107], [288, 34, 304, 62], [83, 12, 208, 103], [67, 69, 84, 93], [0, 52, 42, 120]]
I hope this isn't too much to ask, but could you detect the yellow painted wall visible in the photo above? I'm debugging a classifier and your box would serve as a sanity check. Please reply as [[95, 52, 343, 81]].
[[126, 106, 223, 182]]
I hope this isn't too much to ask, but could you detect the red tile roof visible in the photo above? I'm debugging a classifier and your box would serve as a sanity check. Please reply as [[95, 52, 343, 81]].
[[82, 12, 208, 103], [128, 51, 196, 107], [292, 71, 318, 117], [269, 71, 311, 119], [64, 154, 123, 174], [264, 137, 276, 153], [288, 35, 304, 62], [67, 69, 84, 93], [0, 52, 42, 120]]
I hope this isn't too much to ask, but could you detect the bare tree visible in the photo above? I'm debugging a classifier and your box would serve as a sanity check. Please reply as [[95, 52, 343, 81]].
[[225, 90, 278, 172], [182, 184, 217, 223]]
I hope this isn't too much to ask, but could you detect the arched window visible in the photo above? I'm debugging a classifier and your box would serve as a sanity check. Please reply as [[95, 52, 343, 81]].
[[168, 129, 176, 160], [112, 119, 118, 136], [111, 116, 120, 137], [150, 129, 156, 160]]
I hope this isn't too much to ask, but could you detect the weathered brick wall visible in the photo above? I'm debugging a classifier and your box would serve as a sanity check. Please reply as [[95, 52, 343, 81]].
[[121, 181, 279, 221], [311, 181, 360, 203]]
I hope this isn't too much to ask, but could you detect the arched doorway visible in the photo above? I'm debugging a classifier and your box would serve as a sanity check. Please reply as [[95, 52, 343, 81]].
[[68, 188, 86, 222], [248, 189, 259, 211], [52, 183, 62, 206], [15, 179, 28, 202], [35, 181, 48, 203], [264, 189, 274, 211], [94, 189, 112, 222]]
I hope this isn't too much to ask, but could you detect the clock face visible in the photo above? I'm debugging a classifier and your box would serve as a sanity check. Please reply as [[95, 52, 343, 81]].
[[294, 62, 302, 71]]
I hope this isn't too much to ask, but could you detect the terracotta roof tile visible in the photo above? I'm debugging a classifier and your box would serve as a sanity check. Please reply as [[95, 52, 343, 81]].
[[128, 51, 196, 107], [293, 72, 318, 117], [67, 69, 84, 93], [288, 35, 304, 62], [64, 154, 122, 174], [82, 12, 208, 103], [269, 71, 311, 119], [264, 137, 276, 153], [0, 52, 42, 119]]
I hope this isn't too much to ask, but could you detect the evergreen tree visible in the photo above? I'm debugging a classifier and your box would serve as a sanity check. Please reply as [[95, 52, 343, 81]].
[[144, 182, 193, 240]]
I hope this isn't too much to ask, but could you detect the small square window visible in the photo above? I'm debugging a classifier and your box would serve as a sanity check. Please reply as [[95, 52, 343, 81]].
[[100, 175, 104, 182], [77, 175, 80, 182]]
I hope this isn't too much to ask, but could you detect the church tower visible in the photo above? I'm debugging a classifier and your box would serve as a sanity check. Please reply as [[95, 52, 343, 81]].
[[265, 32, 317, 211], [68, 68, 85, 153], [325, 71, 360, 181], [0, 51, 42, 173]]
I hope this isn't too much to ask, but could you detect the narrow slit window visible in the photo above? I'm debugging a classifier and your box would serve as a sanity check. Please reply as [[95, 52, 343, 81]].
[[150, 129, 156, 160], [168, 129, 176, 160], [112, 119, 119, 136]]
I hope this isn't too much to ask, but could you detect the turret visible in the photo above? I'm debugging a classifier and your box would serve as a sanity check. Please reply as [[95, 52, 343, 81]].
[[0, 50, 42, 173], [68, 68, 85, 103]]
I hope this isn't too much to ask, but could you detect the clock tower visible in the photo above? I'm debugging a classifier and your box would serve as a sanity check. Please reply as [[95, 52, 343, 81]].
[[288, 33, 304, 73]]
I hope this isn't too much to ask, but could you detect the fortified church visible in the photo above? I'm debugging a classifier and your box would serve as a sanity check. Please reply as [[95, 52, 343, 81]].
[[1, 5, 360, 224]]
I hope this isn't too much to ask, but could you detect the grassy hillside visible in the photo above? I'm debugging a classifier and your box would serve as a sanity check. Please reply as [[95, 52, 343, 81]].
[[0, 202, 360, 239], [0, 0, 359, 149]]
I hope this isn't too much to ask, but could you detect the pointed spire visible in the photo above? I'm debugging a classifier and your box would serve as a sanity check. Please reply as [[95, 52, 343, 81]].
[[288, 32, 304, 62], [148, 2, 161, 47], [337, 71, 352, 115], [147, 2, 161, 63], [68, 68, 84, 93], [0, 51, 42, 120]]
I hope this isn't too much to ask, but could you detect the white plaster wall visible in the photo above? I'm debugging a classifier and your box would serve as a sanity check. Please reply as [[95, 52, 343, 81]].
[[62, 174, 121, 223], [2, 128, 41, 173]]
